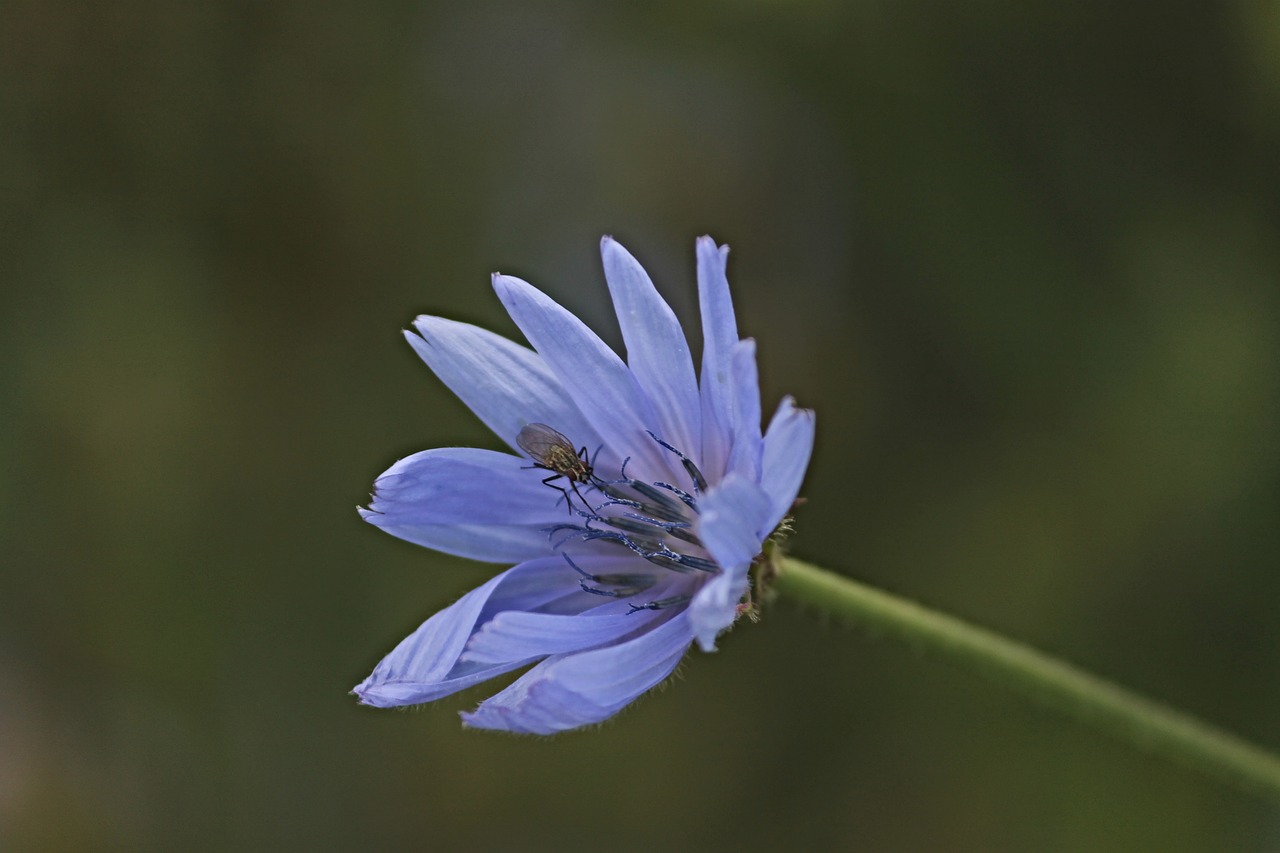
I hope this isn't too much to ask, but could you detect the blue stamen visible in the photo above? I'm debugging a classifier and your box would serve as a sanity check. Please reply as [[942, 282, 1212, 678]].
[[548, 446, 719, 590], [628, 594, 691, 614], [595, 476, 688, 522], [650, 481, 699, 513], [580, 582, 626, 597], [643, 548, 717, 574], [562, 554, 655, 597], [612, 512, 702, 546], [560, 528, 712, 574], [622, 480, 690, 520], [666, 553, 718, 572], [544, 522, 586, 544], [603, 515, 672, 539], [546, 523, 605, 550], [621, 511, 692, 531], [646, 430, 708, 493], [583, 528, 666, 556], [594, 495, 645, 512], [641, 553, 700, 574]]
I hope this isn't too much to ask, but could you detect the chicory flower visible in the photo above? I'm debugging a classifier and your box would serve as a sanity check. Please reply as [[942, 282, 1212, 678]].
[[354, 236, 815, 734]]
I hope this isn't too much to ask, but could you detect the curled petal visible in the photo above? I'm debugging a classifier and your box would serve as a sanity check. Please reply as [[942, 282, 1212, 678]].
[[354, 575, 523, 708], [462, 556, 678, 664], [353, 557, 594, 707], [463, 605, 652, 665], [461, 611, 694, 734]]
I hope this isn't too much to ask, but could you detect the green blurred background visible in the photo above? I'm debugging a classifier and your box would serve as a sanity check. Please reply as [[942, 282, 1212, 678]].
[[3, 1, 1279, 850]]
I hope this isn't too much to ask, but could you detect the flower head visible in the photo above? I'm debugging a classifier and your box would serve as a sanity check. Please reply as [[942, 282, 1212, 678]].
[[354, 236, 815, 734]]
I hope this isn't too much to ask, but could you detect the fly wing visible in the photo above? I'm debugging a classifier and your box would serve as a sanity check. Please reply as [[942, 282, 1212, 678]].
[[516, 423, 572, 462]]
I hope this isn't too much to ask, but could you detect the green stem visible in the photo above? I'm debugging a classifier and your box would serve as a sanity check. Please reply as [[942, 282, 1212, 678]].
[[772, 556, 1280, 799]]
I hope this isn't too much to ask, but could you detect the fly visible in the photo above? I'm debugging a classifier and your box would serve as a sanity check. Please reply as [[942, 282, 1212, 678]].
[[517, 423, 596, 510]]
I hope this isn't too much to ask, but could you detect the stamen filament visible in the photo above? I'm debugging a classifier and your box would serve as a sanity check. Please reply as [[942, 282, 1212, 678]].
[[646, 430, 709, 493], [561, 554, 657, 598], [629, 594, 692, 614]]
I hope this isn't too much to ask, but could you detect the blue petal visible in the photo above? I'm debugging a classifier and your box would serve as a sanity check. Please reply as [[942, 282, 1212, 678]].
[[353, 557, 591, 707], [357, 513, 554, 564], [696, 473, 772, 577], [406, 316, 602, 454], [353, 577, 525, 707], [600, 237, 702, 464], [492, 274, 668, 477], [726, 338, 763, 483], [696, 236, 738, 482], [367, 448, 562, 525], [460, 611, 694, 734], [463, 604, 660, 665], [690, 473, 772, 651], [462, 553, 671, 664], [760, 396, 815, 534], [361, 447, 565, 562]]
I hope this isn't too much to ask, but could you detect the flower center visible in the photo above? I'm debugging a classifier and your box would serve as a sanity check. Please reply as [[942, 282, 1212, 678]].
[[540, 431, 716, 613]]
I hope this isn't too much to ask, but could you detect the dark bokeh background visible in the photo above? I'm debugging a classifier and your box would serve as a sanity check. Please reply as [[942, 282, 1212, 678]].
[[3, 2, 1279, 850]]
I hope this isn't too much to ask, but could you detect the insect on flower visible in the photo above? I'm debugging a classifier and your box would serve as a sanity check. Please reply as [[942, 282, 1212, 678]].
[[516, 422, 597, 510], [353, 235, 816, 735]]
